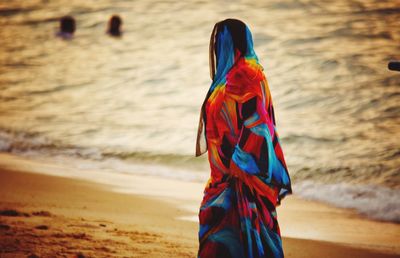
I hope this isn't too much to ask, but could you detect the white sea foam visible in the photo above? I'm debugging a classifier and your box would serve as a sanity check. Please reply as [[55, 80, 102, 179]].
[[2, 127, 400, 223], [294, 181, 400, 223], [0, 129, 104, 160], [0, 130, 50, 152]]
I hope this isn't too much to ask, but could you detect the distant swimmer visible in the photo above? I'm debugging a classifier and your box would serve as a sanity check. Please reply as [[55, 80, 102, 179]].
[[57, 16, 76, 39], [388, 61, 400, 72], [107, 15, 122, 37]]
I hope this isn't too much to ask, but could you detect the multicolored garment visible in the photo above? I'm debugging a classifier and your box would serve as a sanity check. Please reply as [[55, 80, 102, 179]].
[[196, 21, 292, 258]]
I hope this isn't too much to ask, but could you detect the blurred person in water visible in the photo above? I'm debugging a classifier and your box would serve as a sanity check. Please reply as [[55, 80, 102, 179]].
[[56, 16, 76, 39], [196, 19, 292, 258], [107, 15, 122, 37], [388, 61, 400, 72]]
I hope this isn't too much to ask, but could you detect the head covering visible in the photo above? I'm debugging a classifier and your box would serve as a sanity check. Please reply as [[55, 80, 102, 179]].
[[196, 20, 260, 156]]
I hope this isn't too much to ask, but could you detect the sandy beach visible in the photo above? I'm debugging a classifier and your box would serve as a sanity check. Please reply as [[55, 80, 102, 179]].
[[0, 153, 399, 258]]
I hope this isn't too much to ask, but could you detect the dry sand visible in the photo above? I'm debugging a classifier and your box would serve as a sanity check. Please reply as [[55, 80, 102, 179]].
[[0, 153, 399, 258]]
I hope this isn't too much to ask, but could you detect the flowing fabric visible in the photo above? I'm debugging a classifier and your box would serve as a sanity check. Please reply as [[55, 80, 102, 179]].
[[196, 24, 292, 258]]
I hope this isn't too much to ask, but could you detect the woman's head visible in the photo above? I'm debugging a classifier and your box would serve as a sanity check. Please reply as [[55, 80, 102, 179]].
[[209, 19, 256, 80], [215, 19, 247, 56]]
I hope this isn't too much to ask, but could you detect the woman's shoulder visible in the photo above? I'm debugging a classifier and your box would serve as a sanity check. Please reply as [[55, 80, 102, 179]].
[[225, 58, 265, 102]]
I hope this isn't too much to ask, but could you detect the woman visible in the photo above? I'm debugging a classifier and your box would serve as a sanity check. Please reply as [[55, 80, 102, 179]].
[[196, 19, 292, 258]]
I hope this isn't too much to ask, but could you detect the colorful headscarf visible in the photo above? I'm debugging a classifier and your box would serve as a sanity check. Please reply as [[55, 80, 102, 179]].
[[196, 22, 261, 156]]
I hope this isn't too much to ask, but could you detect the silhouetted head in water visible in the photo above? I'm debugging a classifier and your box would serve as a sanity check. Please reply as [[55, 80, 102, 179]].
[[57, 16, 75, 39], [60, 16, 76, 34], [209, 18, 248, 80], [107, 15, 122, 37]]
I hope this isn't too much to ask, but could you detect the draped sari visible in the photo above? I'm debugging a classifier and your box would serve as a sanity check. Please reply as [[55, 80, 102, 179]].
[[196, 23, 292, 258]]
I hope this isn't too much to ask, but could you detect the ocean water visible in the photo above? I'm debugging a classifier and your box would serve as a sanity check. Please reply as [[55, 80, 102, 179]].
[[0, 0, 399, 222]]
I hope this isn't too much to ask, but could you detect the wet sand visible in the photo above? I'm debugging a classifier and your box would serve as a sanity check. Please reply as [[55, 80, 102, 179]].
[[0, 153, 399, 258]]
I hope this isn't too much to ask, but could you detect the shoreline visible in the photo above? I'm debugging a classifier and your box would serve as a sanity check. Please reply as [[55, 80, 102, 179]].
[[0, 152, 399, 257]]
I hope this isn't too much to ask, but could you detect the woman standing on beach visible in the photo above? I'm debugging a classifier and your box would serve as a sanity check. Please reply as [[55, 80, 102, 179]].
[[196, 19, 292, 258]]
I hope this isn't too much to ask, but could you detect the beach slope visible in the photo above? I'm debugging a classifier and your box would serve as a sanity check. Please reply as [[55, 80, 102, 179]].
[[0, 154, 399, 257]]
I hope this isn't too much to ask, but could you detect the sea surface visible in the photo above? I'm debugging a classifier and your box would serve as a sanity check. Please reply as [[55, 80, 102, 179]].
[[0, 0, 399, 222]]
